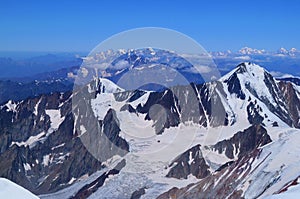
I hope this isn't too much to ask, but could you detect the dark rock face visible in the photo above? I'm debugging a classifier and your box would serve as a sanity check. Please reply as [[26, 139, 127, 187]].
[[0, 91, 106, 195], [235, 62, 249, 73], [70, 159, 126, 199], [36, 137, 104, 194], [215, 160, 235, 172], [0, 89, 120, 194], [128, 90, 147, 102], [130, 187, 146, 199], [278, 81, 300, 128], [158, 149, 263, 199], [212, 125, 271, 159], [0, 92, 72, 155], [278, 77, 300, 86], [135, 82, 228, 134], [199, 82, 228, 127], [262, 72, 293, 126], [72, 80, 130, 164], [156, 186, 191, 199], [0, 145, 35, 191], [276, 176, 300, 194], [246, 101, 264, 125], [176, 83, 207, 126], [137, 89, 181, 134], [120, 104, 136, 113], [103, 109, 129, 152], [224, 72, 246, 100], [166, 144, 210, 179], [180, 82, 228, 127]]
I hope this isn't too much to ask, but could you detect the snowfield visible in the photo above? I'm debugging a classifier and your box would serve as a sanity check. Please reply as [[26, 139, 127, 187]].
[[264, 182, 300, 199], [0, 178, 39, 199]]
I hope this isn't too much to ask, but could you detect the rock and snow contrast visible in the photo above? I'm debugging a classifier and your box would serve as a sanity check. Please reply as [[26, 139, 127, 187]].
[[1, 61, 300, 198]]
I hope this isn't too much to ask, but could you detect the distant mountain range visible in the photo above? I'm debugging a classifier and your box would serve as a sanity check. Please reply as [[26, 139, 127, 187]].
[[210, 47, 300, 57], [0, 53, 82, 79], [0, 47, 300, 81], [210, 47, 300, 78]]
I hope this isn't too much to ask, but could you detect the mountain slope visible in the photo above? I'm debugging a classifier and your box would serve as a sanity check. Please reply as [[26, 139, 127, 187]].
[[0, 62, 300, 198], [158, 127, 300, 199], [0, 178, 39, 199]]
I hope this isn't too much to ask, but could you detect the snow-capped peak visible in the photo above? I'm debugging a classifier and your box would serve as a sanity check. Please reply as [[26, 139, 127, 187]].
[[220, 62, 291, 127], [96, 78, 124, 93], [278, 47, 288, 54], [86, 77, 124, 95], [236, 62, 265, 75], [238, 47, 266, 55], [220, 62, 266, 81], [276, 47, 299, 56], [290, 47, 297, 53], [221, 62, 277, 97]]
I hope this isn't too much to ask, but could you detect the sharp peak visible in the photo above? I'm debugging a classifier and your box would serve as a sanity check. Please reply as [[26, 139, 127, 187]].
[[220, 62, 273, 82], [236, 62, 261, 68], [91, 77, 124, 93], [235, 62, 268, 74]]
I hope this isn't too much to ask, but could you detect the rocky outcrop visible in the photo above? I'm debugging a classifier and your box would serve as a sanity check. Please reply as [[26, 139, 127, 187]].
[[120, 104, 136, 113], [212, 125, 271, 159], [278, 81, 300, 128], [70, 159, 126, 199], [224, 71, 246, 100], [0, 91, 105, 195], [137, 89, 181, 134], [135, 82, 228, 134], [130, 187, 146, 199], [246, 101, 264, 125], [158, 149, 262, 199], [102, 109, 129, 152], [166, 144, 210, 179]]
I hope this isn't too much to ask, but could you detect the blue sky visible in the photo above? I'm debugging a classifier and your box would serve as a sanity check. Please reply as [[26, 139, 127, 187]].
[[1, 0, 300, 52]]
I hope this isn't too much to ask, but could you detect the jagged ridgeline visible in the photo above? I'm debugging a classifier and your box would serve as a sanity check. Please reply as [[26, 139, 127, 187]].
[[1, 62, 300, 198]]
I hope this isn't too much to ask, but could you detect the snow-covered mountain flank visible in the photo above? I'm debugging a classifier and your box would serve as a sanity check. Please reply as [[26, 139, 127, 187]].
[[0, 62, 300, 198], [0, 178, 39, 199]]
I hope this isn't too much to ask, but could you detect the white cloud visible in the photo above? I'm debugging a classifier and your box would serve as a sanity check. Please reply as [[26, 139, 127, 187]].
[[93, 63, 110, 70], [114, 60, 130, 70], [233, 56, 251, 60], [269, 71, 291, 78], [180, 64, 214, 76], [195, 65, 213, 74]]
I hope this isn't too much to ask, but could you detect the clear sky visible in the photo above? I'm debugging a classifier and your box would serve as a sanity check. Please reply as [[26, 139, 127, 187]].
[[1, 0, 300, 52]]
